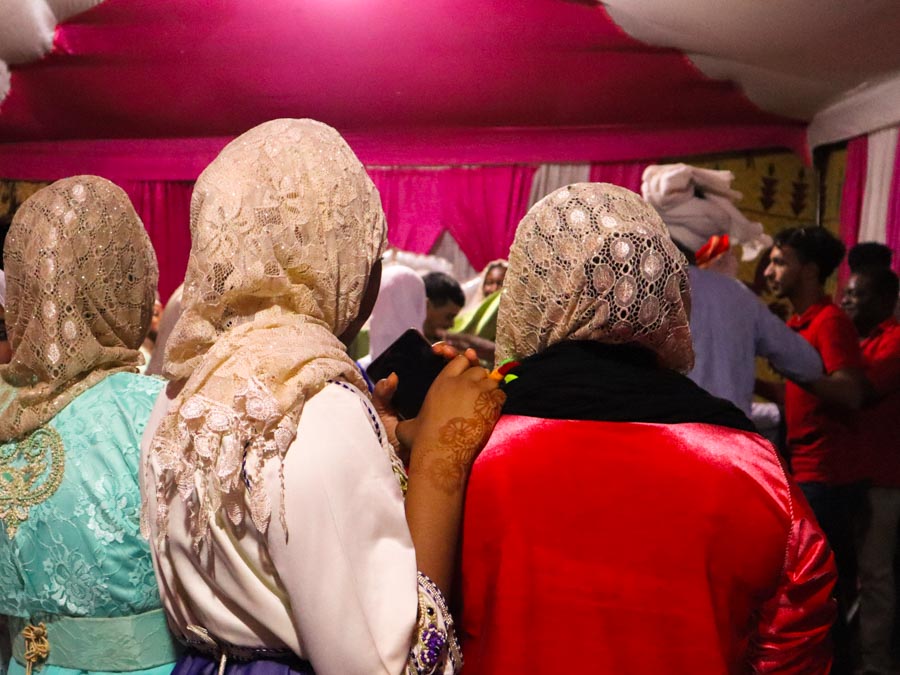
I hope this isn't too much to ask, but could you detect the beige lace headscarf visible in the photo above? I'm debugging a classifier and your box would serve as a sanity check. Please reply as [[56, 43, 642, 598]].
[[146, 119, 386, 551], [0, 176, 157, 443], [496, 183, 694, 372]]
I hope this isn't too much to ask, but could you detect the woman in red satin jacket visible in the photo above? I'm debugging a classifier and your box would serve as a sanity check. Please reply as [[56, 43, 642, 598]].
[[459, 183, 836, 674]]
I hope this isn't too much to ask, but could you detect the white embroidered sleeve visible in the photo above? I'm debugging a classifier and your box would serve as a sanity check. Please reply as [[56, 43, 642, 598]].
[[407, 572, 462, 674]]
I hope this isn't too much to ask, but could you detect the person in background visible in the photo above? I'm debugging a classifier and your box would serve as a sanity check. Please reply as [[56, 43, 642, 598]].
[[139, 292, 163, 374], [145, 284, 183, 377], [842, 266, 900, 675], [446, 260, 509, 365], [848, 242, 893, 273], [848, 242, 898, 320], [141, 119, 502, 675], [763, 225, 867, 673], [359, 264, 427, 370], [679, 235, 823, 418], [422, 271, 465, 343], [480, 260, 507, 297], [459, 183, 836, 674], [0, 176, 178, 675]]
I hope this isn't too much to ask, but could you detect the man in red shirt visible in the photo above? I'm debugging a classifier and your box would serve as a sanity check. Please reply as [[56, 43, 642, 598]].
[[764, 226, 867, 671], [843, 266, 900, 675]]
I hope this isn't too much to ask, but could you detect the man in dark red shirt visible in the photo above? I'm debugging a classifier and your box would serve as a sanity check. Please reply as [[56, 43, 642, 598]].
[[764, 226, 867, 671], [843, 266, 900, 675]]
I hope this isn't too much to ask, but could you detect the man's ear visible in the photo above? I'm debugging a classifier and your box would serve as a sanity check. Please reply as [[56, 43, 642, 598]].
[[802, 260, 821, 284]]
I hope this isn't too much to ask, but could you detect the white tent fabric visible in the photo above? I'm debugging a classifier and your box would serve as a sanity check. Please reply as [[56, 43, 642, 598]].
[[528, 164, 591, 208], [604, 0, 900, 147], [0, 0, 103, 99], [859, 126, 899, 245]]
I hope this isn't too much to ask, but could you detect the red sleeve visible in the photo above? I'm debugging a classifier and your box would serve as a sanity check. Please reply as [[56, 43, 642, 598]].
[[864, 329, 900, 397], [814, 312, 863, 374], [750, 480, 837, 673]]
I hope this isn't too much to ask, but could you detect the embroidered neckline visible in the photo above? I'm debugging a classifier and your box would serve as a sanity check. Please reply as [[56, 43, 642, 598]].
[[0, 426, 66, 538]]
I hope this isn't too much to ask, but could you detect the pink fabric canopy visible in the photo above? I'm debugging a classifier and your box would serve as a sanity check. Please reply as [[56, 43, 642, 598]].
[[0, 0, 805, 170], [0, 1, 814, 301]]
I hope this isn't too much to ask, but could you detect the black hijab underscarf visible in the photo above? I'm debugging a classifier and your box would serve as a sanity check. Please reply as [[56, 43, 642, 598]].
[[500, 340, 756, 433]]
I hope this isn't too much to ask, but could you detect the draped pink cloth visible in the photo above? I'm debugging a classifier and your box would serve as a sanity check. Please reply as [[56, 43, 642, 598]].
[[120, 180, 193, 303], [368, 165, 537, 270], [589, 161, 647, 193], [885, 133, 900, 274], [838, 136, 868, 284]]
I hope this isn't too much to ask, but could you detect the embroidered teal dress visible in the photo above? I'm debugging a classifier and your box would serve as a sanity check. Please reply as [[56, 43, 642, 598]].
[[0, 372, 178, 675]]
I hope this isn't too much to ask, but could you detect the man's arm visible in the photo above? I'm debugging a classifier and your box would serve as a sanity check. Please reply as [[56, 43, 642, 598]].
[[754, 299, 823, 383], [801, 367, 869, 410], [791, 313, 868, 410]]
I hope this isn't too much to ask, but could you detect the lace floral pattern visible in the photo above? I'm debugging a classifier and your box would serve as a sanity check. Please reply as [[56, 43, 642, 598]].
[[147, 119, 386, 550], [0, 373, 165, 619], [496, 183, 694, 372], [0, 176, 157, 442]]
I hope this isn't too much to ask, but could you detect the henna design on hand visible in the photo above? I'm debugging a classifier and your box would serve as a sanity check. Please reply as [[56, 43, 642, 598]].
[[419, 389, 506, 494]]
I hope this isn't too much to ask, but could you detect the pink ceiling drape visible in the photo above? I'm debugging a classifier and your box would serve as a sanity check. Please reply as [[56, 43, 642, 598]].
[[838, 136, 868, 284]]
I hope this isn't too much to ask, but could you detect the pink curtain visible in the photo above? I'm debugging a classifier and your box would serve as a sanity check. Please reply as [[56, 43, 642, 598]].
[[367, 169, 451, 254], [120, 180, 193, 303], [589, 161, 647, 193], [369, 165, 537, 270], [119, 166, 539, 298], [838, 136, 868, 285], [885, 133, 900, 274]]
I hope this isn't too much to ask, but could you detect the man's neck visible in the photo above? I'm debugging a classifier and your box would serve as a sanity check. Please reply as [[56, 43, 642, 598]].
[[789, 284, 827, 317]]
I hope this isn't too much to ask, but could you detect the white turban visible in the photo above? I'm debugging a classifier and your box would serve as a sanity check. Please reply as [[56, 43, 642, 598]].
[[641, 163, 772, 261]]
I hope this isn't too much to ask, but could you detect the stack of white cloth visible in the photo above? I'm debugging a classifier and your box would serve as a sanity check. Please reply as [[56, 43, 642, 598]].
[[641, 163, 771, 261]]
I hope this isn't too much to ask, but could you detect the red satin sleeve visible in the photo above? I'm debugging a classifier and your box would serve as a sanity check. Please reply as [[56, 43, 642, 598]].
[[750, 480, 837, 673]]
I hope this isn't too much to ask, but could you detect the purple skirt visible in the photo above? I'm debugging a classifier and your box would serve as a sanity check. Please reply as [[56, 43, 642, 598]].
[[173, 650, 315, 675]]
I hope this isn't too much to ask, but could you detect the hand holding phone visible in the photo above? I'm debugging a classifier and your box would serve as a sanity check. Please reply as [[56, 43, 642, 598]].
[[366, 329, 448, 420]]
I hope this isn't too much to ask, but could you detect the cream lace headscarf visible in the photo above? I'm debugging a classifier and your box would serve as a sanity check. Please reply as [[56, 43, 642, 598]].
[[496, 183, 694, 372], [0, 176, 157, 443], [146, 119, 386, 551]]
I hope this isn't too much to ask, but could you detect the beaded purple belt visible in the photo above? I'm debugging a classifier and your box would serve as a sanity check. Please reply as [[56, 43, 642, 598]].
[[174, 648, 315, 675], [175, 626, 314, 675]]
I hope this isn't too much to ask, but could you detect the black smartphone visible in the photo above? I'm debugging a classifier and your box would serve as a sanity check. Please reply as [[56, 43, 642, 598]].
[[366, 328, 446, 420]]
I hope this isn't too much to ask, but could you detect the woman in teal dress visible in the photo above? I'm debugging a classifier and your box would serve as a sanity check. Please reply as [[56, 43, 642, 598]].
[[0, 176, 178, 675]]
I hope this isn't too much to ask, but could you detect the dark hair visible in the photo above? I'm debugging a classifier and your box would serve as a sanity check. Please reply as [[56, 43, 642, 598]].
[[485, 260, 508, 275], [854, 266, 900, 306], [672, 239, 697, 266], [848, 242, 892, 272], [423, 271, 465, 307], [772, 226, 845, 283]]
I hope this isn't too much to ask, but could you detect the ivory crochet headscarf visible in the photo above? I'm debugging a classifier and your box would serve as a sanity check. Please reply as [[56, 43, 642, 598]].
[[146, 119, 386, 551], [496, 183, 694, 372], [0, 176, 157, 442]]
